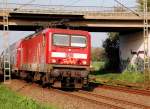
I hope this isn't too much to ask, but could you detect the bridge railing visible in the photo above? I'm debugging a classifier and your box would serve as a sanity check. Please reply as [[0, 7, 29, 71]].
[[0, 3, 131, 12], [0, 2, 149, 17]]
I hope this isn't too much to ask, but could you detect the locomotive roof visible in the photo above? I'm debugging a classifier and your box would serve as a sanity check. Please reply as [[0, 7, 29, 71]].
[[47, 28, 90, 35], [24, 28, 90, 40]]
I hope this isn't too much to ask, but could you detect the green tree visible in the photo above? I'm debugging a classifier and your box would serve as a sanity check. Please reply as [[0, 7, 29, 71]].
[[91, 47, 105, 62], [103, 32, 120, 72]]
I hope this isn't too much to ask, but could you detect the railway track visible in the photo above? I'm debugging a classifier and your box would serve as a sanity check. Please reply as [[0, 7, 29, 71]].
[[52, 89, 150, 109], [98, 85, 150, 96], [52, 89, 124, 109], [77, 90, 150, 109]]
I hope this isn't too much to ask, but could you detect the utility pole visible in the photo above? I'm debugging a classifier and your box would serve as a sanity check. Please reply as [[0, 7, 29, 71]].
[[3, 0, 11, 84], [143, 0, 150, 88]]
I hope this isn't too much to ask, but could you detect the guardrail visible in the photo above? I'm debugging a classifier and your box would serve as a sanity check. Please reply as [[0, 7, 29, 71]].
[[0, 2, 137, 12], [0, 2, 149, 17]]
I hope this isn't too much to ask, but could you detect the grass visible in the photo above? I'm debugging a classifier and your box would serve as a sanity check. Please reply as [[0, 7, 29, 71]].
[[0, 84, 57, 109], [91, 61, 105, 71], [90, 61, 145, 85], [91, 71, 144, 84]]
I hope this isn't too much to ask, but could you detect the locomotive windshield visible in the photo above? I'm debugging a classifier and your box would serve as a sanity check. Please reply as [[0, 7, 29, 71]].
[[53, 34, 70, 46], [71, 35, 86, 47], [53, 34, 87, 47]]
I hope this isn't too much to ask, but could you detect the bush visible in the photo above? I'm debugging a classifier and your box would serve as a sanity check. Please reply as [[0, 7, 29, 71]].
[[116, 71, 144, 83]]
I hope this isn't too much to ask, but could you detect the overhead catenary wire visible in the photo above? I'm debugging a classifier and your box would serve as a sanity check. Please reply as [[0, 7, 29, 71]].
[[13, 0, 36, 11], [114, 0, 140, 16], [67, 0, 81, 6]]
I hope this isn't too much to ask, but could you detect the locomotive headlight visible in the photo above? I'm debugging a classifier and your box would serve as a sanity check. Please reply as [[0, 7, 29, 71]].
[[52, 59, 57, 63], [82, 60, 87, 65]]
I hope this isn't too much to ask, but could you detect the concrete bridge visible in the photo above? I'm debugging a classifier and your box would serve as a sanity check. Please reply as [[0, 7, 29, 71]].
[[0, 3, 150, 71], [0, 3, 149, 32]]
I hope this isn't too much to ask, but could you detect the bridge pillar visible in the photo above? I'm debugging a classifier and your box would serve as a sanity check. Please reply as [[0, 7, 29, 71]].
[[120, 31, 149, 72]]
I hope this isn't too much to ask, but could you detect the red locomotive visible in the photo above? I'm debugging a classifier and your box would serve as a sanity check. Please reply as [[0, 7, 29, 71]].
[[1, 28, 91, 88]]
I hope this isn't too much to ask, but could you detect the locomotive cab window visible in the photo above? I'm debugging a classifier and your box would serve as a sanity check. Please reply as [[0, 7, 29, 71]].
[[71, 35, 86, 47], [53, 34, 70, 46]]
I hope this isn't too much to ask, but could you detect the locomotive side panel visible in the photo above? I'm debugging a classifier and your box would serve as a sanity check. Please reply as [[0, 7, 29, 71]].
[[21, 33, 48, 72], [9, 41, 22, 71]]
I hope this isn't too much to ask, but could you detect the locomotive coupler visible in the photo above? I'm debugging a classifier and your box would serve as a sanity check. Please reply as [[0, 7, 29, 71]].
[[66, 77, 70, 87]]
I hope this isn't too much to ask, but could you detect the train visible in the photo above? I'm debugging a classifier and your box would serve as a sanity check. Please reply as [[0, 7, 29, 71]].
[[0, 28, 91, 88]]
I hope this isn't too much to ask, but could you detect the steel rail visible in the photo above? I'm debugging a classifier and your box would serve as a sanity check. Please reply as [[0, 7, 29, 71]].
[[51, 89, 124, 109], [98, 85, 150, 96], [78, 90, 150, 109]]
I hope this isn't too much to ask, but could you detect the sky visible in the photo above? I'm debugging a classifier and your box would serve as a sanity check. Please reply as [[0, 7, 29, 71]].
[[0, 0, 137, 52]]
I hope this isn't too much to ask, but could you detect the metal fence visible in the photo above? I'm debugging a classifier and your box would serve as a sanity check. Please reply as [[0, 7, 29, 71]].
[[0, 2, 149, 17]]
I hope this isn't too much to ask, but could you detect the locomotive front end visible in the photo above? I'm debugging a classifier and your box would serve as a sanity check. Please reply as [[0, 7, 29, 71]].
[[48, 29, 91, 88]]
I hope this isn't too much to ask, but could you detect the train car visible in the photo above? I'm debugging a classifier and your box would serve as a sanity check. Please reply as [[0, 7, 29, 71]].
[[2, 28, 91, 88]]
